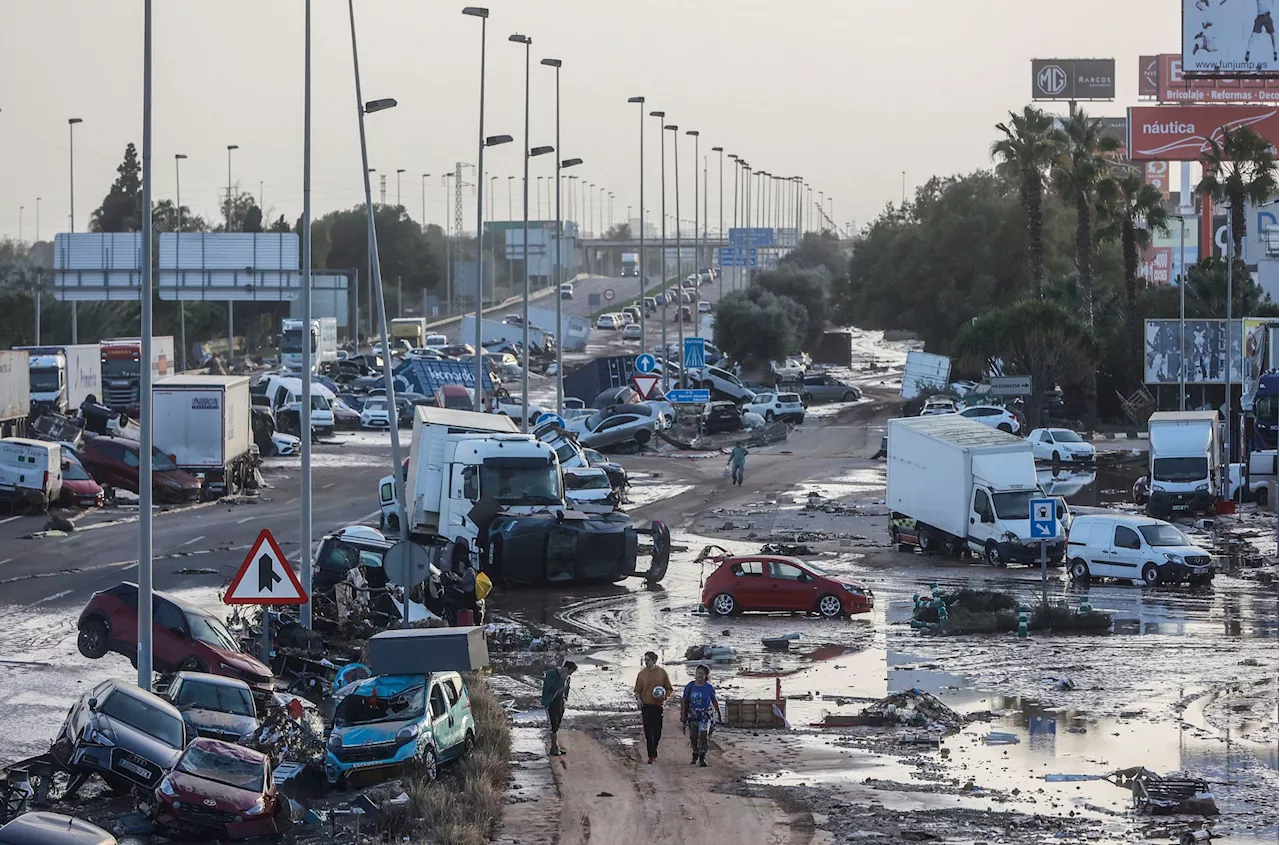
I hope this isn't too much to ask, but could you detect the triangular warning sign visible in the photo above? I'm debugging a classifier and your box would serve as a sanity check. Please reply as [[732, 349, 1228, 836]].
[[633, 373, 661, 400], [224, 528, 309, 605]]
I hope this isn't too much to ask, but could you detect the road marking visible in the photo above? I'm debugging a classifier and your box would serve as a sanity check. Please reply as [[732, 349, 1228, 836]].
[[0, 558, 11, 566], [180, 535, 205, 547], [0, 516, 22, 525], [236, 516, 256, 524], [323, 483, 335, 489], [34, 589, 73, 605]]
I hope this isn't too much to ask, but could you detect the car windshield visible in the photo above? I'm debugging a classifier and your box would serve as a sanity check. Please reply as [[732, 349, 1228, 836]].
[[778, 394, 800, 403], [151, 448, 178, 472], [366, 399, 387, 411], [1050, 429, 1083, 443], [553, 442, 581, 465], [803, 562, 829, 577], [1257, 394, 1277, 422], [1139, 523, 1191, 547], [99, 690, 184, 748], [991, 489, 1037, 521], [187, 613, 241, 653], [177, 745, 264, 792], [567, 472, 610, 490], [30, 367, 61, 392], [280, 329, 314, 354], [480, 457, 562, 505], [62, 460, 92, 481], [101, 358, 138, 378], [584, 411, 605, 430], [1152, 457, 1209, 483], [176, 681, 255, 717], [334, 684, 425, 726], [311, 395, 330, 411], [583, 449, 605, 462]]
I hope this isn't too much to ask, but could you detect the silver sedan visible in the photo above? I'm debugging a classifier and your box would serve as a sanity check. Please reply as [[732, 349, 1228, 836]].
[[566, 403, 661, 450]]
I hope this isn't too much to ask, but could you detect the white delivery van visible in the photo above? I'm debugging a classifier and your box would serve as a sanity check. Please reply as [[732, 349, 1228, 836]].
[[0, 437, 62, 511], [1146, 411, 1221, 517], [1066, 513, 1213, 586]]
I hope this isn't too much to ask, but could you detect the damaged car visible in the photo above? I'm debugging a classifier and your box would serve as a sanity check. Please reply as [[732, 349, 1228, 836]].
[[152, 738, 289, 838], [325, 672, 474, 786], [163, 672, 260, 743], [52, 679, 186, 793], [0, 813, 116, 845], [563, 467, 620, 513], [697, 548, 874, 618]]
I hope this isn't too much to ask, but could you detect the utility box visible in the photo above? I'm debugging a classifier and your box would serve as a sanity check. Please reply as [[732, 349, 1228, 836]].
[[367, 626, 490, 676]]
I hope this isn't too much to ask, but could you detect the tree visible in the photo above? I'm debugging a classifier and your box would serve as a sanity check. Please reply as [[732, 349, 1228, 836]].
[[752, 265, 830, 350], [218, 188, 260, 233], [152, 199, 208, 234], [268, 215, 291, 233], [711, 288, 807, 367], [1195, 124, 1278, 257], [779, 230, 848, 287], [951, 300, 1097, 427], [90, 143, 142, 233], [604, 222, 632, 240], [991, 106, 1056, 298], [242, 204, 264, 233]]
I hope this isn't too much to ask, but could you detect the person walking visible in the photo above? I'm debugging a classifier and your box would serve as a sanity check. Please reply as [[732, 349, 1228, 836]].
[[680, 664, 722, 767], [727, 444, 748, 486], [634, 651, 674, 764], [542, 660, 577, 756]]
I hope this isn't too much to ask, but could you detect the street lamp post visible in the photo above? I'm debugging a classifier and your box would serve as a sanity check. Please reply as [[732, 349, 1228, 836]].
[[226, 143, 239, 366], [396, 168, 405, 207], [69, 117, 83, 342], [713, 147, 723, 301], [421, 173, 429, 231], [628, 98, 646, 343], [464, 5, 492, 411], [138, 0, 156, 689], [685, 130, 699, 338], [175, 153, 187, 370], [301, 0, 314, 627], [651, 111, 667, 382], [543, 57, 568, 413], [666, 123, 683, 386], [729, 154, 739, 292]]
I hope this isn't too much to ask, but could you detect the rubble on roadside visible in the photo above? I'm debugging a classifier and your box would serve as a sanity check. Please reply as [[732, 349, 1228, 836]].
[[856, 689, 967, 732], [485, 621, 578, 653]]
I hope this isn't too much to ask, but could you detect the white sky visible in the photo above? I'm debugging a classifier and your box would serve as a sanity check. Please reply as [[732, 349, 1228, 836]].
[[0, 0, 1182, 241]]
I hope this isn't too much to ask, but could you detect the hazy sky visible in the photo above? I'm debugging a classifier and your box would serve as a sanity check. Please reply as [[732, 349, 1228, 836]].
[[0, 0, 1183, 241]]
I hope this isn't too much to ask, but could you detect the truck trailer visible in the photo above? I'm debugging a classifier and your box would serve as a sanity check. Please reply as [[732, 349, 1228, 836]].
[[0, 350, 31, 438], [100, 337, 175, 414], [390, 317, 430, 350], [153, 375, 255, 498], [17, 344, 102, 413]]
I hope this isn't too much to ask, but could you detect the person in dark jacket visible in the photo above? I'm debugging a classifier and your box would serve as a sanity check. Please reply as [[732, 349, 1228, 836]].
[[542, 660, 577, 756]]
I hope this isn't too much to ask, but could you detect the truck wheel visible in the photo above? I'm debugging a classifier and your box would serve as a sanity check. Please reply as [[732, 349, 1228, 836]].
[[77, 619, 109, 659], [918, 530, 937, 555], [1256, 486, 1269, 508], [710, 593, 737, 616], [1070, 559, 1090, 581], [817, 594, 844, 619], [984, 542, 1002, 567], [1141, 563, 1160, 586]]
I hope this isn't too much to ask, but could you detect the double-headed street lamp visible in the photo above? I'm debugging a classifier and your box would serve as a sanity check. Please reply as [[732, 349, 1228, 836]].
[[175, 153, 188, 370], [712, 146, 723, 300], [665, 123, 684, 386], [464, 5, 492, 411], [650, 110, 667, 380], [421, 173, 430, 231], [629, 96, 646, 342], [510, 27, 544, 433]]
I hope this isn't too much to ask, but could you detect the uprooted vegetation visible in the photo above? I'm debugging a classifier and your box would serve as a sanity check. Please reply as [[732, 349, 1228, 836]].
[[912, 588, 1112, 635]]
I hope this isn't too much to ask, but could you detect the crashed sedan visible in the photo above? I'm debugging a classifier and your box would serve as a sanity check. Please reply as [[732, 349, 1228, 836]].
[[164, 672, 260, 743], [52, 680, 185, 793], [153, 738, 289, 838]]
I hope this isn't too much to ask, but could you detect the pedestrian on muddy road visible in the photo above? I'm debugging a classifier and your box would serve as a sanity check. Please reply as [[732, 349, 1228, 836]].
[[680, 664, 722, 767], [728, 444, 748, 486], [542, 660, 577, 756], [634, 651, 674, 764]]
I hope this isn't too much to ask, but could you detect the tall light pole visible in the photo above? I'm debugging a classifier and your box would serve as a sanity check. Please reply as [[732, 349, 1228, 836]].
[[1173, 213, 1187, 411], [464, 6, 492, 411], [68, 118, 83, 342], [348, 1, 407, 562], [543, 57, 566, 412], [712, 146, 723, 301], [729, 154, 739, 292], [396, 168, 405, 207], [226, 143, 239, 366], [685, 130, 699, 337], [536, 176, 544, 218], [33, 197, 42, 343], [138, 0, 156, 690], [510, 30, 534, 431], [666, 123, 683, 386], [650, 110, 667, 379], [18, 207, 23, 244], [507, 175, 514, 219], [301, 0, 314, 628], [175, 153, 187, 370], [421, 173, 429, 231]]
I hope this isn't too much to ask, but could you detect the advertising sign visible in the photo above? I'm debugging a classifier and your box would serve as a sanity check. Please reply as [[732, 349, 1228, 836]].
[[1144, 161, 1171, 197], [1182, 0, 1279, 76], [1144, 319, 1243, 384], [1138, 245, 1174, 285], [1126, 104, 1279, 160], [1031, 58, 1116, 100], [1139, 55, 1161, 97], [1158, 53, 1279, 102]]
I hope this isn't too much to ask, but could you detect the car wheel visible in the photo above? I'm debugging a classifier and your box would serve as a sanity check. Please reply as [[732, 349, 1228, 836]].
[[1052, 451, 1061, 464], [1141, 563, 1160, 586], [765, 411, 775, 422], [702, 381, 714, 391], [273, 796, 294, 829], [842, 392, 857, 402], [817, 594, 844, 619], [77, 619, 109, 659], [177, 656, 207, 673], [997, 423, 1013, 433], [1256, 486, 1269, 508], [801, 393, 813, 406], [1070, 559, 1090, 581], [984, 542, 1002, 567], [102, 773, 134, 795], [462, 730, 475, 758], [634, 429, 652, 445], [415, 746, 439, 782], [710, 593, 737, 616], [387, 513, 400, 533]]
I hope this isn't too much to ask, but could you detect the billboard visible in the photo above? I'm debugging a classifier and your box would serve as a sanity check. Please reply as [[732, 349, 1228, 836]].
[[1182, 0, 1279, 76], [1126, 104, 1279, 160], [1144, 319, 1243, 384], [1144, 161, 1171, 196], [1031, 59, 1116, 100], [1139, 55, 1161, 97], [1242, 318, 1278, 401], [1138, 246, 1174, 285], [1158, 53, 1279, 102]]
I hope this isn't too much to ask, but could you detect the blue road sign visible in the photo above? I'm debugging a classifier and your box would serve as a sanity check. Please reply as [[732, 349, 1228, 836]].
[[683, 337, 706, 370], [535, 412, 566, 429], [668, 389, 711, 404], [728, 227, 775, 247], [1029, 497, 1057, 539], [588, 292, 602, 307], [717, 247, 758, 268], [634, 353, 656, 374]]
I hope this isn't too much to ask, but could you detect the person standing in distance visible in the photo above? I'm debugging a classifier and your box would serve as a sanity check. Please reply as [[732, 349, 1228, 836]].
[[634, 651, 674, 764], [542, 660, 577, 757], [680, 664, 722, 767], [727, 444, 748, 487]]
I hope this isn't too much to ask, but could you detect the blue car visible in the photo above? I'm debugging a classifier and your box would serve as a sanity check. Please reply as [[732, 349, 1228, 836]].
[[325, 672, 475, 785]]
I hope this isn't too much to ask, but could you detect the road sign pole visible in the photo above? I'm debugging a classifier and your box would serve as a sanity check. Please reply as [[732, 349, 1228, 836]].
[[261, 611, 272, 663]]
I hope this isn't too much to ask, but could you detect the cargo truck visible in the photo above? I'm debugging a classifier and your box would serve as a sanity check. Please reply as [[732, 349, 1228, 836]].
[[459, 315, 550, 352], [621, 252, 639, 277], [153, 375, 255, 498], [887, 415, 1063, 565], [17, 344, 102, 413], [100, 337, 175, 414], [390, 317, 430, 350], [384, 406, 668, 587], [1145, 410, 1221, 517], [0, 350, 31, 438], [280, 317, 338, 372]]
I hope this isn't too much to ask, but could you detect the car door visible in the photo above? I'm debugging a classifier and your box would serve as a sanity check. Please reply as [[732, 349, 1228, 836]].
[[1108, 525, 1144, 579], [119, 445, 142, 492], [153, 599, 190, 672], [1034, 430, 1053, 459], [428, 681, 455, 756], [727, 560, 766, 608], [440, 676, 468, 757], [767, 561, 814, 611], [969, 489, 997, 550]]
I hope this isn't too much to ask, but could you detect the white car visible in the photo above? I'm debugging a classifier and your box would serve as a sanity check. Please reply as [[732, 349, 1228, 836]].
[[687, 365, 756, 403], [771, 357, 807, 382], [360, 397, 392, 429], [622, 323, 643, 341], [491, 394, 545, 425], [596, 313, 624, 330], [560, 283, 574, 299], [1028, 428, 1096, 463], [1066, 514, 1213, 586], [697, 301, 712, 314], [956, 404, 1020, 434], [920, 397, 956, 416], [743, 392, 805, 423], [563, 467, 619, 513]]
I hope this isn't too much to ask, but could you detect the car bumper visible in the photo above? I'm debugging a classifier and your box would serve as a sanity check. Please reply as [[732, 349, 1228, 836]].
[[996, 541, 1064, 564], [154, 803, 281, 838], [362, 419, 391, 428], [1147, 489, 1214, 515], [843, 592, 874, 614], [1156, 561, 1215, 583], [325, 740, 419, 783]]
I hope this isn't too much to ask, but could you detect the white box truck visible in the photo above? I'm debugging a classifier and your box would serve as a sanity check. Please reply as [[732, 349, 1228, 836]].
[[153, 375, 254, 498], [459, 315, 549, 352], [390, 317, 430, 350], [1146, 410, 1221, 517], [0, 350, 31, 438], [621, 252, 639, 277], [280, 318, 338, 372], [887, 415, 1063, 565], [0, 437, 62, 512], [18, 345, 102, 413]]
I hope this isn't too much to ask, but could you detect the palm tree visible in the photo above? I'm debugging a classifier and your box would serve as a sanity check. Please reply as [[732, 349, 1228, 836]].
[[991, 107, 1056, 299], [1098, 172, 1169, 391], [1195, 124, 1278, 257]]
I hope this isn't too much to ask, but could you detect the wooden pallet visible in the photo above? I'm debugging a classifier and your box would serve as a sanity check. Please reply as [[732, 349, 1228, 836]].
[[725, 698, 786, 728]]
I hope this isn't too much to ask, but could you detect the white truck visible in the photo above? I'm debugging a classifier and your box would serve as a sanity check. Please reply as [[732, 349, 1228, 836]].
[[0, 350, 31, 438], [18, 345, 102, 414], [0, 437, 62, 513], [383, 406, 669, 587], [281, 317, 338, 372], [100, 336, 175, 413], [459, 315, 550, 353], [390, 317, 430, 350], [153, 375, 255, 498], [1145, 410, 1221, 518], [621, 252, 639, 277], [887, 415, 1063, 566]]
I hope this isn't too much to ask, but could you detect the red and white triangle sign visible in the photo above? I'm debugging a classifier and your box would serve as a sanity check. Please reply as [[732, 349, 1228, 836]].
[[633, 373, 661, 400], [224, 528, 309, 605]]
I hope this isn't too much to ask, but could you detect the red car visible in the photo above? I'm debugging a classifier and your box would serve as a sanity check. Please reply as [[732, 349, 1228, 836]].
[[153, 738, 290, 837], [77, 435, 203, 504], [76, 583, 273, 694], [699, 551, 874, 618], [59, 447, 104, 508]]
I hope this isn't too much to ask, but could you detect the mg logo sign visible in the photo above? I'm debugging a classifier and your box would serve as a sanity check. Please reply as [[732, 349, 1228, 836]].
[[1037, 64, 1067, 96]]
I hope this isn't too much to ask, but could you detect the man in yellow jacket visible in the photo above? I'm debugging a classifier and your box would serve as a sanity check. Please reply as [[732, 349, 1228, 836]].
[[634, 651, 674, 764]]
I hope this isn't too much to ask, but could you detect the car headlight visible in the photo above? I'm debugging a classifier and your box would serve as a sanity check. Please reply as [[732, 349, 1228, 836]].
[[244, 796, 267, 817], [842, 584, 864, 595], [1001, 532, 1024, 546], [328, 733, 343, 749], [1163, 553, 1183, 564], [1152, 484, 1167, 493], [158, 777, 177, 798], [397, 723, 421, 742], [88, 727, 115, 747], [1195, 483, 1210, 492]]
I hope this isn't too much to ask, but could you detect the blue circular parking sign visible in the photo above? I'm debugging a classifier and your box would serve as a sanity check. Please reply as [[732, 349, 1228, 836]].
[[536, 412, 567, 429], [634, 353, 656, 374]]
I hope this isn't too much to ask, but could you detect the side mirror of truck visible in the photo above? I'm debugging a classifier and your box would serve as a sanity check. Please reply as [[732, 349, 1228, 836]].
[[462, 468, 478, 502]]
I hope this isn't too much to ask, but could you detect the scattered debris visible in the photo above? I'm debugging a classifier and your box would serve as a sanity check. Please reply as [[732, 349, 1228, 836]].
[[1119, 768, 1218, 816], [761, 633, 801, 650], [759, 542, 813, 556], [983, 731, 1020, 745], [857, 689, 966, 732], [684, 643, 735, 661]]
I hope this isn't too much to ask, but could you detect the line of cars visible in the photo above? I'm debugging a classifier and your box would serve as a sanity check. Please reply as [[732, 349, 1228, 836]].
[[918, 396, 1098, 466]]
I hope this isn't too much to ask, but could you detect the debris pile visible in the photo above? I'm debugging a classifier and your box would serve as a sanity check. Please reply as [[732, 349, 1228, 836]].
[[912, 587, 1112, 635], [484, 622, 575, 653], [239, 699, 327, 765], [857, 689, 967, 732], [801, 493, 859, 515], [760, 542, 814, 556], [1116, 767, 1219, 816]]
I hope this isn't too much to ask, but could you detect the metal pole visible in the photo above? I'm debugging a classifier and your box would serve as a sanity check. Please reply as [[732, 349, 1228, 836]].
[[348, 1, 408, 569], [730, 157, 738, 293], [632, 97, 645, 347], [138, 0, 155, 691], [671, 126, 683, 388], [518, 36, 531, 433], [69, 119, 80, 343], [1178, 214, 1186, 411], [715, 148, 723, 302], [33, 198, 40, 344], [688, 132, 699, 339], [553, 64, 564, 414], [471, 12, 489, 411], [176, 155, 186, 370], [301, 0, 314, 628], [1225, 223, 1234, 499], [653, 112, 667, 385]]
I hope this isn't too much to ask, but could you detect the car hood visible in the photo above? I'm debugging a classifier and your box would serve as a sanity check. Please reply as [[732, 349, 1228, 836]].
[[1158, 544, 1210, 559], [181, 708, 259, 740], [209, 649, 272, 682], [332, 719, 418, 746], [63, 478, 102, 495], [158, 468, 202, 489], [829, 575, 870, 592], [95, 714, 183, 768], [168, 770, 263, 813]]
